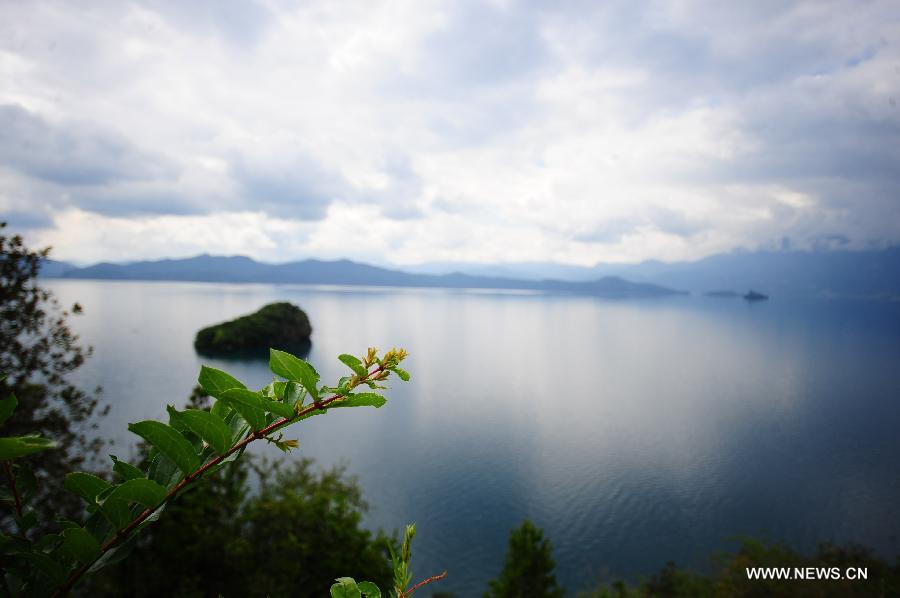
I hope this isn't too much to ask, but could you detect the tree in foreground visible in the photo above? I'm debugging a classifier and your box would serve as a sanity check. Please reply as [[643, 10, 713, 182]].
[[0, 222, 103, 531], [87, 456, 395, 596], [486, 520, 565, 598], [2, 344, 447, 596]]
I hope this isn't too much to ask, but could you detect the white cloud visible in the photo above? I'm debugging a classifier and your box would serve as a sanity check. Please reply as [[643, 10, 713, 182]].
[[2, 0, 899, 266]]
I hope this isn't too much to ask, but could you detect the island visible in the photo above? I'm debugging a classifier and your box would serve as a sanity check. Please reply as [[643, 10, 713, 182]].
[[743, 290, 769, 301], [194, 302, 312, 357]]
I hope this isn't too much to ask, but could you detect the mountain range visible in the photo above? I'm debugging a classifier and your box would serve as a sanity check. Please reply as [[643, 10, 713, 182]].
[[41, 246, 900, 299], [406, 247, 900, 298], [40, 255, 680, 297]]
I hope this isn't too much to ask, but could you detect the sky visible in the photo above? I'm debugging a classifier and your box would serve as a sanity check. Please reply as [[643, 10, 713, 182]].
[[1, 0, 899, 267]]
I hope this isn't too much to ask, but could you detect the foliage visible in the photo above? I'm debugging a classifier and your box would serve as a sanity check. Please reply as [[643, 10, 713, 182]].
[[579, 539, 900, 597], [1, 345, 414, 595], [194, 302, 312, 356], [0, 387, 57, 584], [332, 523, 447, 598], [87, 455, 395, 597], [0, 223, 102, 529], [485, 520, 565, 598]]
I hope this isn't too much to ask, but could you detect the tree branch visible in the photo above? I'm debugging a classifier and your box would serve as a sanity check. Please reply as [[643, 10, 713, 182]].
[[52, 363, 390, 596], [3, 460, 23, 520], [404, 571, 448, 597]]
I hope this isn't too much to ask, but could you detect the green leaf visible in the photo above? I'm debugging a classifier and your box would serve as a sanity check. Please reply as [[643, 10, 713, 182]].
[[103, 478, 167, 509], [210, 397, 231, 420], [0, 435, 55, 460], [82, 509, 112, 546], [87, 533, 138, 574], [198, 366, 246, 398], [93, 484, 132, 529], [331, 577, 362, 598], [339, 354, 367, 376], [283, 381, 305, 408], [0, 392, 17, 426], [260, 397, 295, 419], [173, 408, 233, 454], [128, 421, 200, 474], [332, 393, 387, 409], [357, 581, 382, 597], [110, 455, 145, 481], [270, 349, 320, 400], [65, 472, 111, 504], [60, 527, 102, 563], [100, 501, 131, 529], [147, 452, 181, 488], [391, 366, 410, 382], [165, 405, 190, 434], [219, 389, 267, 431], [225, 411, 250, 444]]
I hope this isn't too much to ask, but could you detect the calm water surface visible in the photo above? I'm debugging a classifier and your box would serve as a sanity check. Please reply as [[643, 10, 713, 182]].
[[46, 280, 900, 595]]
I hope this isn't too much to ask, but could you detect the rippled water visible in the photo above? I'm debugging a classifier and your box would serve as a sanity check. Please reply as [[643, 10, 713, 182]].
[[46, 279, 900, 595]]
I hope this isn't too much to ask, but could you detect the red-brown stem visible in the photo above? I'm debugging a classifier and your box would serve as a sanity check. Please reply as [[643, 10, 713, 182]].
[[3, 460, 23, 520], [403, 571, 448, 597], [52, 364, 390, 597]]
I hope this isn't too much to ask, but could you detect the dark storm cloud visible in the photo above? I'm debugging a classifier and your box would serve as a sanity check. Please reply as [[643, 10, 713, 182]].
[[0, 104, 178, 187]]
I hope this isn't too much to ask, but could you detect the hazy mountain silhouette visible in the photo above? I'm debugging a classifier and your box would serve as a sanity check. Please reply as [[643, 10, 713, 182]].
[[407, 247, 900, 298], [42, 247, 900, 298], [46, 254, 680, 297]]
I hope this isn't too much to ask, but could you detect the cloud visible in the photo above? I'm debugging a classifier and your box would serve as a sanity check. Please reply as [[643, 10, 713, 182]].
[[0, 210, 53, 231], [0, 104, 177, 186], [1, 0, 899, 265]]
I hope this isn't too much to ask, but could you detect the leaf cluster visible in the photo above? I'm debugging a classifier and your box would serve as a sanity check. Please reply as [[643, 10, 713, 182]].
[[1, 346, 409, 596], [0, 223, 103, 530]]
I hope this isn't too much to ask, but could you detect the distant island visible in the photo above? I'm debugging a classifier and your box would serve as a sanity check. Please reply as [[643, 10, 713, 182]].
[[743, 290, 769, 301], [194, 302, 312, 357], [41, 254, 682, 298]]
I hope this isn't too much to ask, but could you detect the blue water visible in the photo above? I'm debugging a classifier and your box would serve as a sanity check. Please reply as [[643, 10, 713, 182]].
[[46, 279, 900, 595]]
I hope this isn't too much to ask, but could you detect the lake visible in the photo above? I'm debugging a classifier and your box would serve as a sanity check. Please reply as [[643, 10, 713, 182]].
[[46, 279, 900, 595]]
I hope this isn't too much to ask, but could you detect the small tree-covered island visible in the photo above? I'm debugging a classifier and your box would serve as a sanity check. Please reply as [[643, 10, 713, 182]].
[[194, 302, 312, 357]]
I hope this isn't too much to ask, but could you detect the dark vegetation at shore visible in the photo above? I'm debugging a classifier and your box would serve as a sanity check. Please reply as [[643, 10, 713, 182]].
[[579, 540, 900, 597], [481, 521, 900, 598], [194, 302, 312, 357]]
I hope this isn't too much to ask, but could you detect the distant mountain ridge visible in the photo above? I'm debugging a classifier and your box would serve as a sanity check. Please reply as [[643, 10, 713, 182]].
[[41, 246, 900, 299], [43, 254, 680, 297], [406, 247, 900, 298]]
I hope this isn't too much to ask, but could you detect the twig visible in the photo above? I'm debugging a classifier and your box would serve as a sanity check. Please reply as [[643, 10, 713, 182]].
[[52, 364, 389, 596], [3, 461, 23, 519], [403, 571, 448, 597]]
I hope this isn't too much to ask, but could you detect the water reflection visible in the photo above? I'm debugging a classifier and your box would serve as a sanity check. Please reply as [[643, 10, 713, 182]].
[[46, 280, 900, 595], [195, 339, 312, 361]]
